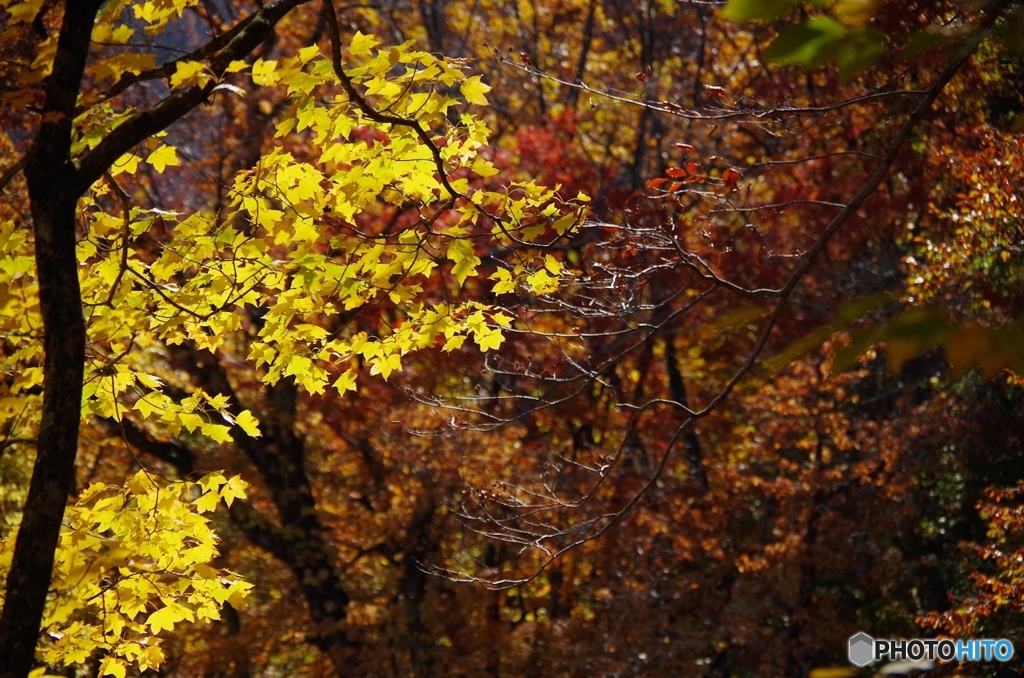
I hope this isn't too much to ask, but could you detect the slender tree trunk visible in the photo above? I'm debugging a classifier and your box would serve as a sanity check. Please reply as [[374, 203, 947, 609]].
[[0, 3, 103, 675], [564, 0, 596, 114]]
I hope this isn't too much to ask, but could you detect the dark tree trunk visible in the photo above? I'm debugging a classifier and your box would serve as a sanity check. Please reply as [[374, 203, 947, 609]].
[[0, 2, 315, 675], [166, 345, 354, 659], [0, 3, 103, 675]]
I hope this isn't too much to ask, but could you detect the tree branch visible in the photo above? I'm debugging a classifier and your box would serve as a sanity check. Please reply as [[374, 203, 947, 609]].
[[75, 0, 312, 192]]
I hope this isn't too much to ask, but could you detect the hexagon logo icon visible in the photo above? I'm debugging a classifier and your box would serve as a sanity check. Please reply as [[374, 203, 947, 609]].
[[849, 632, 875, 667]]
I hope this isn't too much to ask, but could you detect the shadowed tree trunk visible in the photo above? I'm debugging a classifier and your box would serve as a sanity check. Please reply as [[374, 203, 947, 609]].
[[0, 3, 312, 673], [0, 3, 103, 675]]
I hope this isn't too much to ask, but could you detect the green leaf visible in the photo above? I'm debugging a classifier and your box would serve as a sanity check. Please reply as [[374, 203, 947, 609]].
[[899, 29, 948, 61], [764, 17, 847, 69], [837, 28, 885, 81], [996, 8, 1024, 58], [722, 0, 801, 22], [762, 17, 883, 80], [833, 306, 951, 373]]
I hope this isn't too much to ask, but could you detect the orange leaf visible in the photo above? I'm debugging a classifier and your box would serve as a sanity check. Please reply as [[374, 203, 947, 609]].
[[666, 167, 688, 178], [646, 177, 668, 189]]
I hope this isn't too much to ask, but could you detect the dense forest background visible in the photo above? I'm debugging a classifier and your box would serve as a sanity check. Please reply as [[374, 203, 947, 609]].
[[0, 0, 1023, 676]]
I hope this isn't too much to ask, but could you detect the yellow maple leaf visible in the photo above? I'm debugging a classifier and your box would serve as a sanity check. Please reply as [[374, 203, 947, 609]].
[[200, 422, 233, 443], [147, 602, 194, 634], [109, 152, 140, 177], [169, 60, 210, 89], [147, 145, 180, 173], [334, 369, 358, 394], [99, 657, 127, 678], [369, 353, 402, 380], [192, 490, 220, 514], [234, 410, 261, 437], [219, 475, 249, 507], [251, 58, 279, 86], [348, 31, 379, 56], [442, 334, 467, 352], [474, 327, 504, 351], [136, 645, 165, 672], [460, 75, 491, 106]]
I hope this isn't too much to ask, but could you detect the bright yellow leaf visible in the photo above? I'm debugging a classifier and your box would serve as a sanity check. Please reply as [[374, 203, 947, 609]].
[[147, 602, 194, 634], [99, 657, 127, 678], [460, 75, 491, 106], [147, 145, 180, 173], [169, 60, 210, 89], [234, 410, 261, 437], [334, 369, 358, 394], [348, 31, 379, 56], [220, 475, 249, 507], [193, 490, 221, 514]]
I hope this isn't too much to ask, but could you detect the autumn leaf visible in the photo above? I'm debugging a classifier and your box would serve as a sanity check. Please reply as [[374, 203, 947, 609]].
[[148, 602, 195, 634], [169, 60, 210, 89], [474, 327, 504, 351], [234, 410, 262, 437], [460, 75, 491, 106], [333, 369, 358, 394], [348, 31, 379, 56], [219, 475, 249, 507], [193, 491, 221, 514], [147, 145, 180, 173]]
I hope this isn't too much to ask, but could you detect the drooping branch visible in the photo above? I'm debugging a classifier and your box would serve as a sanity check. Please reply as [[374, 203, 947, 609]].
[[429, 0, 1012, 588]]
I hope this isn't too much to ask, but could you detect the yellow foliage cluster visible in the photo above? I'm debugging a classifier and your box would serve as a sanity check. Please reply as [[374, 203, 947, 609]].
[[0, 0, 587, 668], [0, 471, 250, 676]]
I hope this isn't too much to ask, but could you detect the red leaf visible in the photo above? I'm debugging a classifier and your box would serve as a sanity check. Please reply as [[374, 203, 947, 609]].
[[675, 143, 695, 153], [722, 168, 740, 188], [666, 167, 688, 178], [646, 177, 668, 189]]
